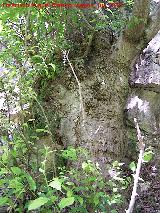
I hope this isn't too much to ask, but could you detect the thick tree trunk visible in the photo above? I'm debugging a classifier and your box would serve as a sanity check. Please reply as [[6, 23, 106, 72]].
[[48, 41, 129, 175], [45, 1, 160, 174]]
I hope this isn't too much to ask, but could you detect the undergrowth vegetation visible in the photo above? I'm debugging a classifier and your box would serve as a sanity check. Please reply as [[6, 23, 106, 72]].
[[0, 139, 131, 212]]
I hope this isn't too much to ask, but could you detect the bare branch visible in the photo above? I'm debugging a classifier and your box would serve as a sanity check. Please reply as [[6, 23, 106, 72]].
[[126, 118, 145, 213], [63, 50, 85, 126]]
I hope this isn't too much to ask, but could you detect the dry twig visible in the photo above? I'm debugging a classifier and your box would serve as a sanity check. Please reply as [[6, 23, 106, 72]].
[[126, 118, 145, 213], [63, 50, 85, 126]]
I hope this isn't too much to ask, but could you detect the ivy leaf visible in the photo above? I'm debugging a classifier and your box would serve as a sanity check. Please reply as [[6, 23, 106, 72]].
[[28, 197, 49, 210], [58, 197, 75, 210], [129, 162, 136, 172], [49, 178, 62, 191]]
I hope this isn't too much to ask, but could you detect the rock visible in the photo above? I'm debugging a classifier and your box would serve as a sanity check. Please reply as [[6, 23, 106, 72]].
[[130, 31, 160, 92], [126, 90, 160, 134]]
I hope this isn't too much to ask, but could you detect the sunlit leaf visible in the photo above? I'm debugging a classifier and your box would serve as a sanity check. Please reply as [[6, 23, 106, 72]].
[[143, 151, 153, 162], [58, 197, 75, 210], [28, 197, 49, 210], [129, 162, 136, 172], [49, 178, 62, 191]]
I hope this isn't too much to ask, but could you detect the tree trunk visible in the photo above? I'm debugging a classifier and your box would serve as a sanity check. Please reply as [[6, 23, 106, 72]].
[[45, 1, 160, 174]]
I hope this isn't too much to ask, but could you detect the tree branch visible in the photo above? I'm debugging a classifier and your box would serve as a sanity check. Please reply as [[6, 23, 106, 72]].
[[146, 2, 160, 43], [111, 0, 150, 64], [123, 0, 150, 43]]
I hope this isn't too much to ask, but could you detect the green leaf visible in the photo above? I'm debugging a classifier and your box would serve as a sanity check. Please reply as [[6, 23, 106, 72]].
[[65, 181, 74, 186], [11, 167, 22, 175], [67, 190, 73, 197], [129, 162, 136, 172], [0, 179, 6, 187], [62, 147, 77, 161], [1, 153, 8, 162], [25, 174, 36, 191], [93, 194, 99, 206], [50, 196, 57, 203], [49, 178, 62, 191], [8, 178, 24, 192], [82, 161, 95, 173], [143, 151, 153, 162], [22, 122, 28, 128], [28, 197, 49, 210], [32, 55, 44, 63], [58, 197, 75, 210], [0, 168, 9, 175], [36, 128, 46, 133], [74, 195, 83, 205], [0, 197, 9, 206]]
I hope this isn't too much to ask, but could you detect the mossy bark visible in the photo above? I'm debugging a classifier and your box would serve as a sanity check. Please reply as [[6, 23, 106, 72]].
[[45, 44, 130, 174], [39, 1, 160, 173]]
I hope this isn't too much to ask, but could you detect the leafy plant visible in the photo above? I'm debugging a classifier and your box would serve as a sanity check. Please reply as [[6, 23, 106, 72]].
[[0, 141, 130, 212]]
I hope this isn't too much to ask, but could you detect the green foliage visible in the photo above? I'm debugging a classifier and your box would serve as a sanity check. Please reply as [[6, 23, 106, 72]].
[[58, 197, 75, 210], [49, 178, 62, 191], [0, 0, 134, 109], [0, 142, 130, 212], [143, 147, 154, 163], [129, 161, 136, 172], [28, 197, 50, 210], [61, 146, 77, 161]]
